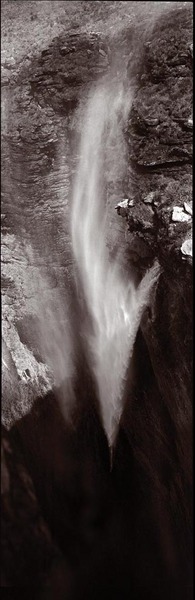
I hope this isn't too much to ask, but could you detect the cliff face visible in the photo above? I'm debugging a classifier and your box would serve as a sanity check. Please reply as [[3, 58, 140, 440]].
[[123, 1, 193, 513], [1, 1, 193, 594], [122, 8, 193, 586], [2, 28, 111, 426], [125, 6, 192, 265]]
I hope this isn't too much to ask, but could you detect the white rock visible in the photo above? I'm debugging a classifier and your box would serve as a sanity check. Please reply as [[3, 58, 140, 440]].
[[183, 201, 193, 216], [172, 207, 192, 223], [188, 117, 193, 127], [115, 199, 129, 210], [181, 238, 193, 258], [143, 191, 156, 204]]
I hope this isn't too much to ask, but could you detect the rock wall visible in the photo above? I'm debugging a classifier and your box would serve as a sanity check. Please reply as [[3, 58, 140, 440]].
[[117, 6, 193, 586], [122, 2, 193, 512], [2, 29, 111, 426]]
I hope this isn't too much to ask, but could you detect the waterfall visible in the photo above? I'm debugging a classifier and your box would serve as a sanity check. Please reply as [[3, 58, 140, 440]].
[[71, 78, 160, 448]]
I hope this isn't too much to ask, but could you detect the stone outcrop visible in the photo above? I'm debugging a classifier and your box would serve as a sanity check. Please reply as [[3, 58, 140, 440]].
[[124, 5, 192, 269]]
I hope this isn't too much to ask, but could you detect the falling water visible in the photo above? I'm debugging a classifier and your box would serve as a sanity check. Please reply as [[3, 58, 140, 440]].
[[71, 78, 160, 448]]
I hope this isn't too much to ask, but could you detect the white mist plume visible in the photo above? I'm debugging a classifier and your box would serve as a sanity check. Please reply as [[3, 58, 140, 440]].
[[71, 79, 160, 447], [23, 243, 76, 421]]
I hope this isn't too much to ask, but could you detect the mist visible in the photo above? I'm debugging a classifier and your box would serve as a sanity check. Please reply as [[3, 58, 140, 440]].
[[71, 78, 160, 447]]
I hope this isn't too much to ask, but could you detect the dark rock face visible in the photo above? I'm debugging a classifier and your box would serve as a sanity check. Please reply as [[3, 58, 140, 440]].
[[28, 32, 110, 114], [124, 6, 192, 267], [1, 1, 193, 596], [123, 4, 193, 475], [128, 7, 192, 163], [119, 8, 193, 594]]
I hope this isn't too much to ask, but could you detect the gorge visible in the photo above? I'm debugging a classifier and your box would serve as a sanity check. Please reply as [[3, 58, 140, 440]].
[[1, 1, 193, 597]]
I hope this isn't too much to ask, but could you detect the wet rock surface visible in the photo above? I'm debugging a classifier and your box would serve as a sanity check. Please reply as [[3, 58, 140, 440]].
[[1, 19, 132, 428], [27, 32, 110, 115], [1, 32, 110, 428], [122, 11, 193, 599], [1, 0, 193, 595], [124, 5, 192, 268]]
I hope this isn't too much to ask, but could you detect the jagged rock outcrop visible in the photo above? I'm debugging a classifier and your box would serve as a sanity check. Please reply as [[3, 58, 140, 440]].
[[124, 5, 192, 268], [27, 32, 110, 114]]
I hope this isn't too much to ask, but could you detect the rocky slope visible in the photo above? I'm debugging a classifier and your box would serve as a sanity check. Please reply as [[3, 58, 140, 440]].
[[1, 0, 193, 595]]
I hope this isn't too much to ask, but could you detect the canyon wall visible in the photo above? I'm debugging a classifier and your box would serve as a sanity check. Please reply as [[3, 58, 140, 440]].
[[1, 1, 192, 594]]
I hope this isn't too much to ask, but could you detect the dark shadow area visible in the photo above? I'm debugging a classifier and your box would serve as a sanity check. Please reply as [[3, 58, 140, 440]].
[[2, 327, 191, 597]]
